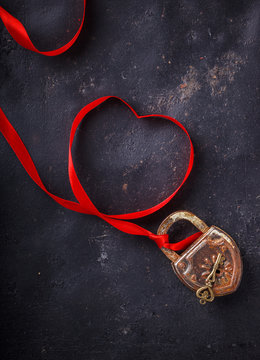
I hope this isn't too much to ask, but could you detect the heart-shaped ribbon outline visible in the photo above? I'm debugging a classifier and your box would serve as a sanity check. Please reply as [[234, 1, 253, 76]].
[[0, 96, 202, 250]]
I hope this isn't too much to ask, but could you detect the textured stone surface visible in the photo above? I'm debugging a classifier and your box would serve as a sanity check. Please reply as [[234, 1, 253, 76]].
[[0, 0, 259, 359]]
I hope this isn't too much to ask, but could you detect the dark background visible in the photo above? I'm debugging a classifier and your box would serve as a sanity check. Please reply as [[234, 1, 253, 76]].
[[0, 1, 259, 359]]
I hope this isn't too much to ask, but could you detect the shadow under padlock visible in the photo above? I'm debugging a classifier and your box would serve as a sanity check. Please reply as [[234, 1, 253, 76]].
[[157, 211, 243, 304]]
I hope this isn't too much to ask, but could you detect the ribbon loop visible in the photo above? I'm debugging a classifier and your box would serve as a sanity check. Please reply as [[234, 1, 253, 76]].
[[0, 97, 200, 250], [0, 1, 86, 56]]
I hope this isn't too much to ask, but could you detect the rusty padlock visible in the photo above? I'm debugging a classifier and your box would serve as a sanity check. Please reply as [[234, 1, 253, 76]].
[[157, 211, 242, 304]]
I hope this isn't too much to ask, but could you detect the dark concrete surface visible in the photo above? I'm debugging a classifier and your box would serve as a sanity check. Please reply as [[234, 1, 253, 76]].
[[0, 1, 259, 359]]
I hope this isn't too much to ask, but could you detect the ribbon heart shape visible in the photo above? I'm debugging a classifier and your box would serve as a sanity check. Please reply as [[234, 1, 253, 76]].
[[0, 1, 201, 251], [0, 96, 202, 250]]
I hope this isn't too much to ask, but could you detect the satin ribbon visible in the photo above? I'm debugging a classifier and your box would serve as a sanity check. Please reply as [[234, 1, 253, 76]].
[[0, 4, 201, 250], [0, 1, 86, 56], [0, 96, 202, 250]]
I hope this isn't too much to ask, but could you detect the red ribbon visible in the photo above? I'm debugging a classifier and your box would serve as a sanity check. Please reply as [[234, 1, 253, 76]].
[[0, 1, 86, 56], [0, 96, 202, 250], [0, 4, 201, 250]]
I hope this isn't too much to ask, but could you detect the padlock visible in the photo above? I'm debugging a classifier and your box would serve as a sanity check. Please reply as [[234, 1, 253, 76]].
[[157, 211, 242, 304]]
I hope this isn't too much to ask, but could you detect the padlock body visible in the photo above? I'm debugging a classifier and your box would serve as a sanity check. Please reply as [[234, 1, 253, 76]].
[[173, 226, 242, 296]]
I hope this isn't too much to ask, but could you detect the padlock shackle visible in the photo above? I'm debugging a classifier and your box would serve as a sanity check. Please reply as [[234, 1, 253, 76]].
[[157, 211, 209, 262]]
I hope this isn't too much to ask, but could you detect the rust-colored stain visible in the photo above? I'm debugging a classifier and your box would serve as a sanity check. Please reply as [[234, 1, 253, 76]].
[[122, 183, 128, 192]]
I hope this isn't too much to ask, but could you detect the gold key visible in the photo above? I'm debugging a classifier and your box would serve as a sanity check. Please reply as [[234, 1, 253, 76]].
[[196, 253, 225, 304]]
